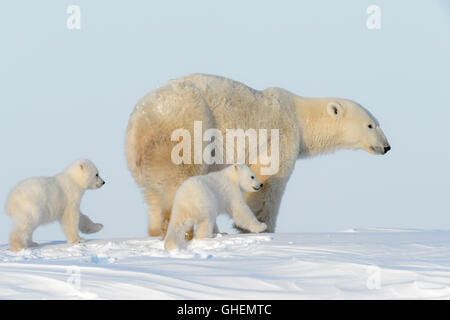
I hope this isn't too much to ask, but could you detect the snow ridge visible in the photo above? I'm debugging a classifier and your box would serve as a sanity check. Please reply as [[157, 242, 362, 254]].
[[1, 231, 450, 299]]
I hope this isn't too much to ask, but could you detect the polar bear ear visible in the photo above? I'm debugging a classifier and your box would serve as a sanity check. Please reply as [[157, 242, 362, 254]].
[[326, 101, 344, 119], [79, 163, 84, 171], [233, 164, 238, 172]]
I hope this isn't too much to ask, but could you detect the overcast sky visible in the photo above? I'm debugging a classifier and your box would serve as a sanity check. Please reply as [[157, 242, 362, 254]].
[[1, 1, 449, 241]]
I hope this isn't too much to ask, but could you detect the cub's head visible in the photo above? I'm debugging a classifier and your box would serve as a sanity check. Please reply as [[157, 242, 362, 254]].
[[67, 159, 106, 190], [326, 99, 391, 155], [229, 164, 263, 193]]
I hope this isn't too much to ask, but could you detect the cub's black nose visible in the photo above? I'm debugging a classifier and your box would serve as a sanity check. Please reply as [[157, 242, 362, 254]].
[[102, 181, 106, 185], [384, 145, 391, 154], [260, 183, 263, 188]]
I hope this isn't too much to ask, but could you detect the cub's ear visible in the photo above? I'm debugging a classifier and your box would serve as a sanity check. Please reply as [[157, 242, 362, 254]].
[[79, 163, 84, 171], [234, 164, 238, 172], [326, 101, 344, 119]]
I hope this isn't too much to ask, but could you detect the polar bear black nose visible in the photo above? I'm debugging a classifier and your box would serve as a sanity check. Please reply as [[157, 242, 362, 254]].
[[260, 183, 263, 188], [384, 145, 391, 154]]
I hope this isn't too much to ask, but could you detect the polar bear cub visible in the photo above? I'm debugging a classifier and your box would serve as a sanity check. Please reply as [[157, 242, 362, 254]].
[[5, 159, 105, 251], [164, 164, 267, 250]]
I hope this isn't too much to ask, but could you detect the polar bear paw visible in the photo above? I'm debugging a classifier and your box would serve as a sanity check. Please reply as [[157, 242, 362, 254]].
[[251, 222, 267, 233], [27, 241, 39, 248], [82, 223, 103, 234], [69, 237, 86, 244], [164, 236, 179, 251]]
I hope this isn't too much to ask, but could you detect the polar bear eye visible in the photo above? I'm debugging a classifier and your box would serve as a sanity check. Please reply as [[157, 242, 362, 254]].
[[368, 124, 373, 129], [96, 173, 99, 177], [251, 176, 255, 180]]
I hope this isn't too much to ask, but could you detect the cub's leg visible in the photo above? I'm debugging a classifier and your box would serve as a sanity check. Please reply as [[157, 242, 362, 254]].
[[79, 213, 103, 234], [60, 208, 85, 244], [231, 201, 267, 233], [26, 233, 39, 248], [9, 211, 40, 251], [195, 218, 215, 239], [9, 228, 25, 252], [164, 208, 196, 251], [10, 224, 37, 251], [237, 164, 292, 233], [213, 223, 221, 234], [160, 207, 194, 241]]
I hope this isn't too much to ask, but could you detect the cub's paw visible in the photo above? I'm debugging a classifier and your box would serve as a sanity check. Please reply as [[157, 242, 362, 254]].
[[83, 223, 103, 234], [27, 241, 39, 248], [164, 237, 179, 251], [252, 222, 267, 233], [69, 237, 86, 244]]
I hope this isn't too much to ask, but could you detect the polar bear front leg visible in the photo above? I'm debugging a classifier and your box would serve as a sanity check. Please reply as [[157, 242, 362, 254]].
[[231, 201, 267, 233], [79, 213, 103, 234], [60, 208, 85, 244], [239, 175, 288, 233]]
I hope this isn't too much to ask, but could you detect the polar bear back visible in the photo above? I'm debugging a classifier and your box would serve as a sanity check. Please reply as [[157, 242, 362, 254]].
[[173, 170, 237, 218], [6, 176, 66, 223], [157, 74, 298, 132]]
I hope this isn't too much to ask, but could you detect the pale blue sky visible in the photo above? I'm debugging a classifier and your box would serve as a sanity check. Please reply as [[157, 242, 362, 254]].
[[0, 1, 449, 241]]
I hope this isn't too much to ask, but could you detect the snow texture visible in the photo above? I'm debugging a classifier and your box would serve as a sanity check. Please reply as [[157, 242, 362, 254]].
[[1, 229, 450, 299]]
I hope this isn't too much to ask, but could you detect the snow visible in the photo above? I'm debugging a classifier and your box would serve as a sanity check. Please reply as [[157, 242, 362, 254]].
[[1, 229, 450, 299]]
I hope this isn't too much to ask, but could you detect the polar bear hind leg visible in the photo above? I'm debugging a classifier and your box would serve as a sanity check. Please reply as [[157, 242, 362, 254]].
[[144, 187, 165, 237], [195, 218, 215, 239], [9, 220, 38, 251], [164, 213, 196, 251]]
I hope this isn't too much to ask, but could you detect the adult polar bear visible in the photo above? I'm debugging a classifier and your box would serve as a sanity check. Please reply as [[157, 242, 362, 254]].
[[125, 74, 390, 237]]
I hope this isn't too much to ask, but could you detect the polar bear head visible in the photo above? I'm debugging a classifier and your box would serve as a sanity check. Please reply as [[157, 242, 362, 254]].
[[325, 100, 391, 155], [294, 96, 391, 158], [66, 159, 106, 190], [229, 164, 263, 193]]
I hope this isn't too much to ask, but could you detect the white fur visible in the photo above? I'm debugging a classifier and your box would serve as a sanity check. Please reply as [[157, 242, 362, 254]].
[[164, 164, 266, 250], [5, 159, 105, 251], [125, 74, 391, 236]]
